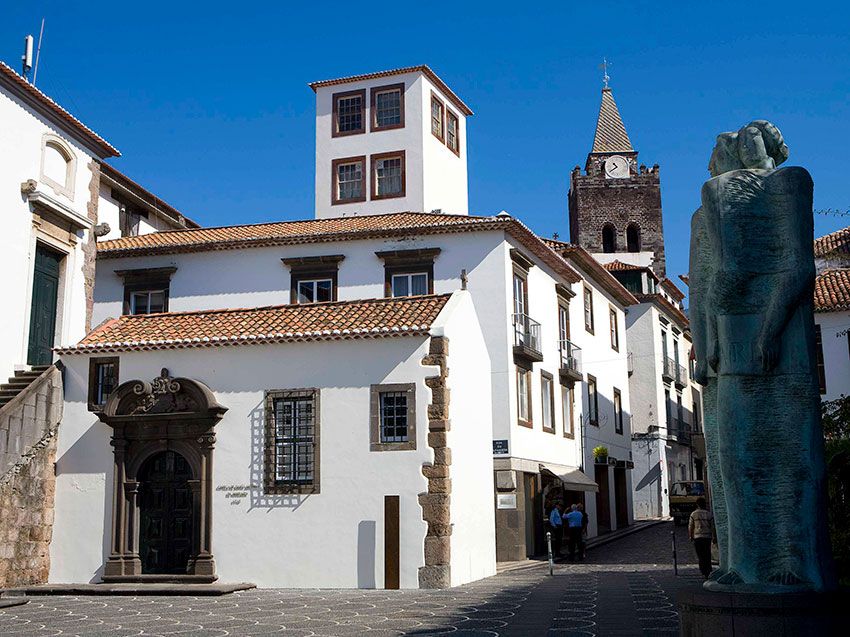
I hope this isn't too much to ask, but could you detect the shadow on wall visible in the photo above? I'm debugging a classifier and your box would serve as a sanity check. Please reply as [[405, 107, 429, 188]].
[[248, 401, 309, 511], [357, 520, 377, 588]]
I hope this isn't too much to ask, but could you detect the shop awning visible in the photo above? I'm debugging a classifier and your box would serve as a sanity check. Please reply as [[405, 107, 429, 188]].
[[540, 464, 599, 492]]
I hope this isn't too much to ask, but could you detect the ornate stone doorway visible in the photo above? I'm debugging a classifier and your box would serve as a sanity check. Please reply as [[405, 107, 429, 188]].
[[139, 450, 194, 575], [98, 369, 227, 583]]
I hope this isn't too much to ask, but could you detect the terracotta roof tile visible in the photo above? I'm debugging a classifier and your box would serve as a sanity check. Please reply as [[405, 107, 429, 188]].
[[814, 226, 850, 259], [0, 62, 119, 157], [541, 239, 638, 307], [814, 269, 850, 313], [591, 88, 633, 154], [58, 295, 451, 354], [602, 260, 646, 272], [100, 163, 200, 228], [308, 65, 473, 116]]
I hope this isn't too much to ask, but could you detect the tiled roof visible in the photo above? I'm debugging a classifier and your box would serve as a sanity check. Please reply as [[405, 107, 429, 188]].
[[100, 163, 200, 229], [602, 260, 646, 272], [96, 212, 582, 284], [660, 277, 685, 302], [542, 239, 638, 307], [635, 293, 690, 331], [814, 269, 850, 313], [814, 226, 850, 258], [308, 65, 473, 116], [591, 88, 634, 154], [57, 295, 451, 354], [0, 62, 119, 158]]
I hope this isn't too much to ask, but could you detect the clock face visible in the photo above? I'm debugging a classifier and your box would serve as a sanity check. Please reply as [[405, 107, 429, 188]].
[[605, 155, 630, 178]]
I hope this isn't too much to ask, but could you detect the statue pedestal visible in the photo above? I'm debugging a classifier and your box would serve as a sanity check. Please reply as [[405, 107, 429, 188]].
[[678, 588, 848, 635]]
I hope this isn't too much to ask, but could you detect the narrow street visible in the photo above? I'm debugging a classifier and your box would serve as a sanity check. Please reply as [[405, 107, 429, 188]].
[[0, 522, 701, 636]]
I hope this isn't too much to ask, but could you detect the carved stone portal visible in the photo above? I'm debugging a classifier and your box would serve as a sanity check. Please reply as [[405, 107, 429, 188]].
[[97, 369, 227, 582]]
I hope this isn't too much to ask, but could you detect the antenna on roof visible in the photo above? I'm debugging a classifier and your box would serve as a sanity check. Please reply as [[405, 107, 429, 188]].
[[21, 34, 33, 80], [32, 19, 45, 86]]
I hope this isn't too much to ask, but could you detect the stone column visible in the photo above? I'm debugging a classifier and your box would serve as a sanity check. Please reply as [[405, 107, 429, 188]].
[[124, 480, 141, 575], [104, 438, 127, 577], [192, 434, 216, 577]]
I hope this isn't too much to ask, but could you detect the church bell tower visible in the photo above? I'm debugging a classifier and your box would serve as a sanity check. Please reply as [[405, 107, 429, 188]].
[[568, 84, 666, 276]]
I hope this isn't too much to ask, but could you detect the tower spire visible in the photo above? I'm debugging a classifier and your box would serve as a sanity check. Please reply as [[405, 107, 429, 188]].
[[591, 85, 634, 154]]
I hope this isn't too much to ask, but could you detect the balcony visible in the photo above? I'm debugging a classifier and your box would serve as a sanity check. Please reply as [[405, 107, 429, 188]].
[[662, 356, 676, 382], [668, 419, 691, 445], [558, 339, 583, 385], [675, 364, 688, 388], [512, 313, 543, 363]]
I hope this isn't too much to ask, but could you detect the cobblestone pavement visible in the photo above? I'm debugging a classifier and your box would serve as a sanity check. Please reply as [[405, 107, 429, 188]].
[[0, 522, 702, 636]]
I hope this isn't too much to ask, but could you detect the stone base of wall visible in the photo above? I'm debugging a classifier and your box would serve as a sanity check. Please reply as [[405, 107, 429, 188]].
[[0, 431, 57, 587]]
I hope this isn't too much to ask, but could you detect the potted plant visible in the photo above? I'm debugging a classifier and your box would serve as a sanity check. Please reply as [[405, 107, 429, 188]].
[[593, 445, 609, 464]]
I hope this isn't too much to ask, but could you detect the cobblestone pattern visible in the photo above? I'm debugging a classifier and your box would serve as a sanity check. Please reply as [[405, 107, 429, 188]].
[[0, 523, 702, 636]]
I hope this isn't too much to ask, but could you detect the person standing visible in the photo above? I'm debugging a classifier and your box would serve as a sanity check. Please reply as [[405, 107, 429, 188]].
[[688, 497, 715, 578], [564, 504, 584, 561], [548, 503, 564, 557], [577, 502, 589, 560]]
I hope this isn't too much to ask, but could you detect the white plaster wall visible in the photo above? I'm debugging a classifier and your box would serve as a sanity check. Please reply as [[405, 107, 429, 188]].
[[625, 304, 661, 435], [431, 292, 497, 585], [0, 83, 98, 379], [816, 310, 850, 401], [97, 185, 180, 242], [592, 251, 655, 268]]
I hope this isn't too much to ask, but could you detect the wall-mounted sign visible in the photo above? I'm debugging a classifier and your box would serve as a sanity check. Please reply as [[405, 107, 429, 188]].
[[493, 439, 509, 455], [496, 493, 517, 509]]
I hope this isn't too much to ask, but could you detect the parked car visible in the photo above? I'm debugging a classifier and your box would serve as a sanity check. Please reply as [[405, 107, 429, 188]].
[[670, 480, 707, 526]]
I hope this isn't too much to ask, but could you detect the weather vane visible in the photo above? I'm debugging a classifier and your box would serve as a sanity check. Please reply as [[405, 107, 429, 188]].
[[600, 57, 611, 89]]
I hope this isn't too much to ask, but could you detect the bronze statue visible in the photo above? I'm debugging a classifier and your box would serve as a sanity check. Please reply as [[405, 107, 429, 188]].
[[690, 121, 835, 592]]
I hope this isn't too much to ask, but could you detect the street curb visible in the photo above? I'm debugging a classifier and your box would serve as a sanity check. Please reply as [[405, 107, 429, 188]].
[[0, 596, 29, 609]]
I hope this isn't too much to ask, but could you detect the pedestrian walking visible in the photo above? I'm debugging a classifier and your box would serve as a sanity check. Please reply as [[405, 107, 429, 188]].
[[577, 502, 588, 559], [564, 504, 584, 561], [688, 496, 714, 578], [548, 503, 564, 557]]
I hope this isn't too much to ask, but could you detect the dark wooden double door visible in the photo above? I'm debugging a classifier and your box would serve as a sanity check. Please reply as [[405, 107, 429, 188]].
[[139, 451, 194, 574], [27, 244, 63, 366]]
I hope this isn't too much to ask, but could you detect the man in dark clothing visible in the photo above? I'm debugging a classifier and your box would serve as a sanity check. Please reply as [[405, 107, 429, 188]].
[[688, 497, 715, 578], [548, 503, 564, 557], [577, 503, 589, 559]]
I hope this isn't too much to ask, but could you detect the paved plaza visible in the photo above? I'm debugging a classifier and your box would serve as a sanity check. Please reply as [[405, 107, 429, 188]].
[[0, 522, 702, 636]]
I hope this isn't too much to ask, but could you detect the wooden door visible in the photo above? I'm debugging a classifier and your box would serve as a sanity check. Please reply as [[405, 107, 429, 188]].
[[614, 468, 629, 529], [139, 451, 194, 574], [27, 244, 62, 366], [595, 464, 611, 534]]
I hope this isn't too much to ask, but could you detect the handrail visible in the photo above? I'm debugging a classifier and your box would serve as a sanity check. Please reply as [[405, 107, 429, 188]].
[[559, 339, 582, 374], [512, 313, 542, 354]]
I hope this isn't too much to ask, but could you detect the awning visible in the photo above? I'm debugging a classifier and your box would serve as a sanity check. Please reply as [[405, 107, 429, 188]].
[[540, 464, 599, 493]]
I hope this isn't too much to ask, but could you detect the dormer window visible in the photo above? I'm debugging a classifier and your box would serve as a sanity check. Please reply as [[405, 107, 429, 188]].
[[430, 93, 445, 142], [40, 135, 76, 198], [332, 89, 366, 137], [371, 83, 404, 131]]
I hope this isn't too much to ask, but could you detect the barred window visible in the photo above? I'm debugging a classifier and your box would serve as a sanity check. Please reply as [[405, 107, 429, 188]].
[[265, 389, 319, 493], [371, 383, 416, 451], [333, 90, 365, 136]]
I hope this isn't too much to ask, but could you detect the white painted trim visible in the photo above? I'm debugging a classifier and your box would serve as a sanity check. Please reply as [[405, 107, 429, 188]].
[[26, 188, 92, 229]]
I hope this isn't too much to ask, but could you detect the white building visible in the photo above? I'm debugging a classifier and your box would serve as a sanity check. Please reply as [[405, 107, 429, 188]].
[[49, 66, 636, 587], [814, 226, 850, 401]]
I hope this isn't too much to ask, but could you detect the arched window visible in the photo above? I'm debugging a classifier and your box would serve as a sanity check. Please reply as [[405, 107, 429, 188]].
[[40, 135, 76, 199], [626, 223, 641, 252], [602, 224, 617, 253]]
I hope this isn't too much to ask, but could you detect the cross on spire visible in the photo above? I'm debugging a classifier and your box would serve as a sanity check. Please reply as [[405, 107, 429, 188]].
[[600, 57, 611, 89]]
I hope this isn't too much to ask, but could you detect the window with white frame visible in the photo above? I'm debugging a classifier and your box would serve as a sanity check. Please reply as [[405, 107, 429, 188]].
[[584, 286, 594, 333], [373, 152, 404, 199], [562, 385, 574, 438], [610, 307, 619, 351], [541, 372, 555, 432], [297, 279, 333, 303], [614, 387, 623, 434], [517, 367, 532, 426], [130, 290, 166, 315], [391, 272, 428, 297], [587, 375, 599, 425]]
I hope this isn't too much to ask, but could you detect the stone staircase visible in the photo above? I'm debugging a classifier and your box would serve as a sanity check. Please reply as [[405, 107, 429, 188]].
[[0, 366, 51, 409]]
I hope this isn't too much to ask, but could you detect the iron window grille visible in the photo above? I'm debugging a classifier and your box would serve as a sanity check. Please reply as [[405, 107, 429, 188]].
[[265, 389, 319, 493], [370, 383, 416, 451]]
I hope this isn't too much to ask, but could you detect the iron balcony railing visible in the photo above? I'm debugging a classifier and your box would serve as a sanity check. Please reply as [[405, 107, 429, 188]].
[[512, 313, 542, 356], [676, 364, 688, 387], [559, 339, 582, 376], [668, 418, 692, 444], [662, 356, 677, 382]]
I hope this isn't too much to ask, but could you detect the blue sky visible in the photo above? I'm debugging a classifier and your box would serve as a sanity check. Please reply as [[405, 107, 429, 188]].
[[3, 2, 849, 284]]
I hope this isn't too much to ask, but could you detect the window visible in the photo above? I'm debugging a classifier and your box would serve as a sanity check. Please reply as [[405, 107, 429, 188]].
[[587, 375, 598, 426], [377, 248, 439, 298], [562, 385, 574, 438], [282, 254, 344, 304], [513, 272, 528, 316], [331, 156, 366, 205], [661, 329, 669, 362], [602, 224, 616, 253], [371, 151, 405, 200], [370, 383, 416, 451], [431, 93, 445, 142], [583, 286, 594, 333], [677, 393, 684, 434], [297, 279, 333, 303], [627, 223, 641, 252], [558, 302, 570, 343], [119, 204, 143, 238], [40, 135, 76, 198], [517, 366, 532, 427], [332, 89, 366, 136], [371, 83, 404, 131], [665, 388, 672, 429], [265, 389, 319, 493], [610, 307, 619, 351], [613, 388, 623, 434], [446, 109, 460, 155], [129, 290, 166, 315], [815, 324, 826, 394], [117, 267, 176, 316], [88, 357, 118, 411], [541, 372, 555, 433]]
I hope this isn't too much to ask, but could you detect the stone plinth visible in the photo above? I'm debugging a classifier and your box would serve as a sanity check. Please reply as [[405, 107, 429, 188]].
[[678, 588, 849, 636]]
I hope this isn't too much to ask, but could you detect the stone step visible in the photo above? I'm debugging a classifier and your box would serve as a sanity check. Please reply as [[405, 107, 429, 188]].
[[1, 381, 32, 390]]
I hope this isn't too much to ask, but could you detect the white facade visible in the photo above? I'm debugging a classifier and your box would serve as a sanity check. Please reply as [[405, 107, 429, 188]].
[[0, 65, 113, 381], [53, 291, 496, 588], [313, 68, 469, 218], [816, 310, 850, 401]]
